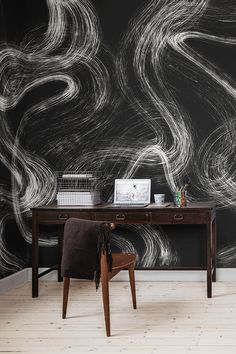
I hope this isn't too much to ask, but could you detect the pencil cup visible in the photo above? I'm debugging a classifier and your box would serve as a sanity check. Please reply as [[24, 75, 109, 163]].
[[173, 191, 187, 208]]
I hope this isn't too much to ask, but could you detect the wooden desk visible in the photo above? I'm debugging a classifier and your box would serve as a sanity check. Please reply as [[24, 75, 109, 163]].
[[31, 202, 216, 298]]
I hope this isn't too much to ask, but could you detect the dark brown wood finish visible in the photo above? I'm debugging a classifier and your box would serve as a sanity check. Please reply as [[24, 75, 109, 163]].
[[31, 202, 216, 298], [212, 218, 216, 282], [62, 251, 137, 337], [57, 225, 64, 282], [62, 277, 70, 319], [32, 212, 39, 298], [207, 222, 213, 298]]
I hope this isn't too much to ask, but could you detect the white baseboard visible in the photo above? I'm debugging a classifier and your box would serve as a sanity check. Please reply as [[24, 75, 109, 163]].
[[215, 268, 236, 281], [0, 268, 29, 294], [1, 268, 236, 294], [115, 268, 236, 282], [33, 268, 236, 282]]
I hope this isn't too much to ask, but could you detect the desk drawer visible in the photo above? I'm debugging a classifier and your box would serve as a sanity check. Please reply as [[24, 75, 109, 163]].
[[37, 211, 92, 224], [150, 211, 209, 224], [93, 211, 150, 223]]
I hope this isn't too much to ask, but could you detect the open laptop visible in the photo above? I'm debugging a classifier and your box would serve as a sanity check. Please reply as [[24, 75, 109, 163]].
[[110, 179, 151, 207]]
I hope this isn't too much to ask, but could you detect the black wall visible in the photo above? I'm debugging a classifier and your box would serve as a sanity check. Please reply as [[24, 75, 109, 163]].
[[1, 0, 236, 279]]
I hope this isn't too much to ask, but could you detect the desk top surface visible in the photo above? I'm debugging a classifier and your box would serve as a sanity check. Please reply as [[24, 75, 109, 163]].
[[31, 201, 216, 211]]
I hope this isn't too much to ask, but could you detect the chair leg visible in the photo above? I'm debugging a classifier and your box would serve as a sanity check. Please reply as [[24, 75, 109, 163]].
[[101, 274, 111, 337], [101, 263, 111, 337], [62, 277, 70, 319], [101, 252, 111, 336], [128, 263, 137, 309]]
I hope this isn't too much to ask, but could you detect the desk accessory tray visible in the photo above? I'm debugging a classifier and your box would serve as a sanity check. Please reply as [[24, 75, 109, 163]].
[[56, 171, 102, 206]]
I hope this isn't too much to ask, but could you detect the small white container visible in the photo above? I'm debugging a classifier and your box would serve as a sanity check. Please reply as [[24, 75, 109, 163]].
[[154, 194, 165, 205]]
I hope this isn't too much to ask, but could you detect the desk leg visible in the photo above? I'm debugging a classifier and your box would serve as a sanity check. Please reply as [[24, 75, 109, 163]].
[[212, 218, 216, 282], [207, 223, 212, 298], [32, 214, 39, 298], [58, 225, 64, 282]]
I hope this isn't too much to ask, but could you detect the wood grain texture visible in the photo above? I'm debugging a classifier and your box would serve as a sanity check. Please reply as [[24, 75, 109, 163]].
[[31, 202, 216, 297], [1, 280, 236, 353]]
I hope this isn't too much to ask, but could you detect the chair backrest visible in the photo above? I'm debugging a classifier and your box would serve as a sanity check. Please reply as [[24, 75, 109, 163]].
[[61, 218, 113, 288]]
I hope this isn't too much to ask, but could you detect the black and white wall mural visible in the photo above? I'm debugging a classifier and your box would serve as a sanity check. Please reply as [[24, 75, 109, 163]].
[[1, 0, 236, 279]]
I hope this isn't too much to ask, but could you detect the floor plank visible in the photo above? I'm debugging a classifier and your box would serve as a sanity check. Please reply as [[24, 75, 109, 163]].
[[1, 281, 236, 354]]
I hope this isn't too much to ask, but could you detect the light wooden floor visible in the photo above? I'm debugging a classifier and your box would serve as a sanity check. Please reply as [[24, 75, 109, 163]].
[[1, 280, 236, 354]]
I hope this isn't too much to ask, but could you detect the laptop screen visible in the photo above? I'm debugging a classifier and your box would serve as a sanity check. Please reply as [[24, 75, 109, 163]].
[[114, 179, 151, 204]]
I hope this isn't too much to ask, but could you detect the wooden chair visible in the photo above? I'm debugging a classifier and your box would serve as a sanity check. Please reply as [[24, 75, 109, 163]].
[[62, 223, 137, 337]]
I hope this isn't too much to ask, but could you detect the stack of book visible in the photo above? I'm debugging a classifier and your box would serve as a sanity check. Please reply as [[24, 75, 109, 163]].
[[56, 190, 101, 206]]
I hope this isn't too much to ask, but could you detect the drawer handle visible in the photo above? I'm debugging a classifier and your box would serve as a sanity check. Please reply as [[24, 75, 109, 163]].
[[58, 214, 69, 221], [174, 214, 183, 221], [116, 214, 125, 221]]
